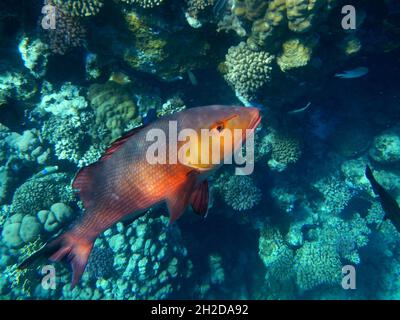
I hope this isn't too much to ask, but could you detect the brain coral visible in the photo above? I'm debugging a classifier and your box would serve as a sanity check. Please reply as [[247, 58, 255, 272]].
[[11, 173, 73, 217], [294, 241, 342, 292], [52, 0, 104, 17], [223, 42, 274, 100], [88, 82, 137, 143], [221, 175, 262, 211], [2, 213, 42, 248]]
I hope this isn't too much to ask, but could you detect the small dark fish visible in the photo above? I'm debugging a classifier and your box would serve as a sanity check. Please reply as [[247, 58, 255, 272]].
[[365, 165, 400, 232]]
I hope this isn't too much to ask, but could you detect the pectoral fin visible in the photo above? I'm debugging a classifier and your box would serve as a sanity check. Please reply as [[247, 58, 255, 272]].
[[190, 180, 209, 217], [166, 171, 198, 224]]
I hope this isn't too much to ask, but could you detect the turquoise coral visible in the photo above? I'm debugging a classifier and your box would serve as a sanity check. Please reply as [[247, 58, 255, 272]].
[[294, 241, 342, 292], [221, 175, 262, 211]]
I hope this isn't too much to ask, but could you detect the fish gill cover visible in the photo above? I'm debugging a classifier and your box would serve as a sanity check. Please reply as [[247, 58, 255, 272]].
[[0, 0, 400, 300]]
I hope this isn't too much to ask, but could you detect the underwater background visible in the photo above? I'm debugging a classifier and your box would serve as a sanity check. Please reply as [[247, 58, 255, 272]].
[[1, 0, 400, 300]]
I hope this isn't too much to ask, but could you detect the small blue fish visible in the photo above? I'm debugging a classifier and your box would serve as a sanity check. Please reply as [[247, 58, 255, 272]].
[[335, 67, 369, 79]]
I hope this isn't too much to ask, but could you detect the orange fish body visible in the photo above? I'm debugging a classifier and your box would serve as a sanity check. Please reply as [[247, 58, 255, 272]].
[[20, 105, 261, 287]]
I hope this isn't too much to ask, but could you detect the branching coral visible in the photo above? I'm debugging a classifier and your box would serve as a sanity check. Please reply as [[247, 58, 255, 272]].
[[186, 0, 215, 19], [223, 41, 274, 101], [318, 214, 370, 264], [294, 241, 342, 292], [259, 226, 294, 282], [221, 175, 262, 211], [312, 174, 355, 215], [38, 83, 94, 164], [119, 0, 164, 9], [267, 132, 302, 172], [52, 0, 104, 17]]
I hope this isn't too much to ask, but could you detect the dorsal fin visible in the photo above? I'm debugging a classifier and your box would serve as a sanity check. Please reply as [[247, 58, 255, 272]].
[[101, 125, 145, 161], [72, 125, 145, 208]]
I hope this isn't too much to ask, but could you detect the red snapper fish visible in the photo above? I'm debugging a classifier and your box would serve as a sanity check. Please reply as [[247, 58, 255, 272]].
[[20, 105, 261, 287]]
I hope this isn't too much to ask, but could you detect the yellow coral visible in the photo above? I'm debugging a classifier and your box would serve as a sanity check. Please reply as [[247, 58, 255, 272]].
[[233, 0, 268, 21], [88, 82, 137, 143], [286, 0, 323, 33], [277, 38, 313, 72]]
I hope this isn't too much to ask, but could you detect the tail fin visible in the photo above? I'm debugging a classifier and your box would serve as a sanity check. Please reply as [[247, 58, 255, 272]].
[[365, 165, 380, 195], [18, 232, 93, 288]]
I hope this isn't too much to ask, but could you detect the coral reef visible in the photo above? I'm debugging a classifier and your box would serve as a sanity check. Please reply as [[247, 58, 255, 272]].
[[88, 82, 137, 143], [264, 131, 302, 172], [0, 71, 37, 105], [9, 173, 73, 217], [294, 241, 342, 292], [220, 175, 262, 211], [277, 37, 315, 72], [0, 0, 399, 301], [222, 41, 274, 101], [119, 0, 165, 9], [52, 0, 104, 17], [18, 37, 49, 78], [259, 226, 294, 282], [369, 127, 400, 165], [41, 6, 86, 55], [312, 174, 355, 215]]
